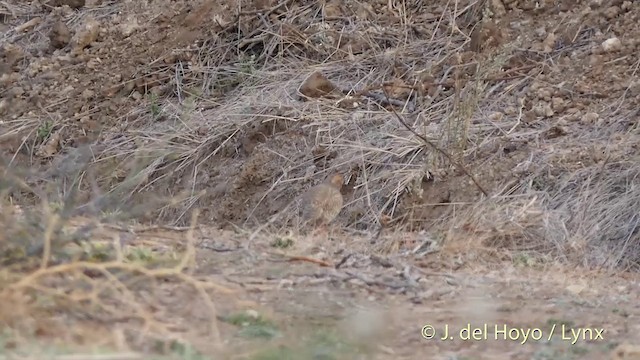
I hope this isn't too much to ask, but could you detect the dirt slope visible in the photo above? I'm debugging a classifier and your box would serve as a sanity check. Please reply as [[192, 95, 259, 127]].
[[1, 0, 640, 358]]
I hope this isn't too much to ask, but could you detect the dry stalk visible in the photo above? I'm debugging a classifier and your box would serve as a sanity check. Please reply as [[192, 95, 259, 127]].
[[383, 90, 489, 196]]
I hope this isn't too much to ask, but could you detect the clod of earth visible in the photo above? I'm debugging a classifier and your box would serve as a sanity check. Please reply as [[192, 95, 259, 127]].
[[298, 71, 341, 99], [49, 20, 71, 49]]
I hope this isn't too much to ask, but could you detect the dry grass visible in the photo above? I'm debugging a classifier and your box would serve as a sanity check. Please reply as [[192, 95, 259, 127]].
[[3, 0, 638, 265], [440, 127, 640, 270], [2, 0, 640, 357], [0, 185, 239, 356], [547, 160, 640, 269]]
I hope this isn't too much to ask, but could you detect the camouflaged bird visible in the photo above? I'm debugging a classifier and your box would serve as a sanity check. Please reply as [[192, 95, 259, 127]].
[[301, 173, 344, 229]]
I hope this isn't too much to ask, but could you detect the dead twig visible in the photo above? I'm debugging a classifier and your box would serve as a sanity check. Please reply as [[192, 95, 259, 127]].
[[382, 90, 489, 196], [267, 252, 333, 267]]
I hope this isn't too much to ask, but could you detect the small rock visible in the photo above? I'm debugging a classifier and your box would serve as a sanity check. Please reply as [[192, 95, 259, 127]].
[[3, 44, 25, 68], [49, 0, 86, 8], [336, 96, 359, 109], [86, 57, 101, 69], [49, 20, 71, 49], [355, 2, 376, 20], [490, 0, 507, 17], [530, 81, 542, 91], [564, 108, 582, 121], [3, 72, 20, 87], [504, 106, 517, 115], [589, 0, 602, 7], [589, 54, 604, 65], [551, 97, 566, 112], [545, 125, 569, 139], [602, 37, 622, 52], [61, 85, 75, 95], [322, 1, 344, 18], [383, 78, 412, 100], [565, 283, 586, 295], [536, 87, 553, 101], [36, 129, 63, 158], [489, 112, 504, 121], [119, 16, 140, 38], [521, 1, 535, 10], [603, 6, 620, 19], [0, 99, 8, 114], [245, 309, 260, 319], [149, 85, 168, 97], [71, 17, 100, 52], [542, 32, 557, 53], [298, 71, 339, 99], [81, 89, 94, 99], [533, 102, 554, 117], [582, 112, 599, 124], [8, 86, 24, 98]]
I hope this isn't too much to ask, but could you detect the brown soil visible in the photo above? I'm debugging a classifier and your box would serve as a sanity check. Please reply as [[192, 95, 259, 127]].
[[1, 0, 640, 358]]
